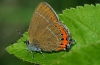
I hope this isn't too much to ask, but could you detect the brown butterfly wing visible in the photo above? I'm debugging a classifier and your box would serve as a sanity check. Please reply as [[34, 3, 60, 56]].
[[28, 2, 62, 51], [35, 2, 58, 23]]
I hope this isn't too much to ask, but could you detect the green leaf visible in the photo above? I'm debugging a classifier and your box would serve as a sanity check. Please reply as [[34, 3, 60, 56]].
[[6, 4, 100, 65]]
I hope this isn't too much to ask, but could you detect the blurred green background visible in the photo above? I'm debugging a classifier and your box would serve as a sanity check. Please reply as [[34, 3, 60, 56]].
[[0, 0, 100, 65]]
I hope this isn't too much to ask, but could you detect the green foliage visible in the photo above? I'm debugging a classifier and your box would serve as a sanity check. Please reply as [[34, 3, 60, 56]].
[[6, 4, 100, 65]]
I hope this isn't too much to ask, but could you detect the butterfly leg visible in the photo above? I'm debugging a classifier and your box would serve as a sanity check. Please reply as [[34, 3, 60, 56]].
[[26, 49, 29, 57], [30, 51, 34, 59], [34, 44, 46, 59], [39, 51, 46, 59]]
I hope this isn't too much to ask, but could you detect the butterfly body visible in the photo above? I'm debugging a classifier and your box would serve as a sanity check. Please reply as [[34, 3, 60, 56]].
[[24, 2, 74, 58]]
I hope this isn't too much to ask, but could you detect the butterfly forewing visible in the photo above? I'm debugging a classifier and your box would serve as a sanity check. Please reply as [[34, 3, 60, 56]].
[[28, 2, 62, 51], [35, 2, 59, 22]]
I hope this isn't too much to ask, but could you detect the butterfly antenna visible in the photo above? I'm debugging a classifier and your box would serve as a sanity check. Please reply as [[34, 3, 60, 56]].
[[16, 30, 23, 36]]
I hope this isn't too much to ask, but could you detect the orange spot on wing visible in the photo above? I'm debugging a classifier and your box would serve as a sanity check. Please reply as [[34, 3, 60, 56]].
[[51, 16, 57, 22], [56, 26, 69, 51]]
